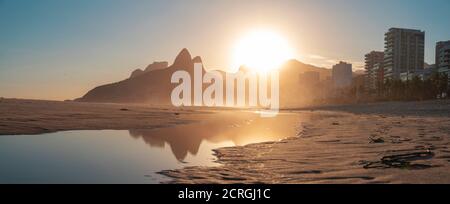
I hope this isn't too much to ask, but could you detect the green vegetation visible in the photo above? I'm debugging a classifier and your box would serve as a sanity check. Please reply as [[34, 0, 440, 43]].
[[382, 72, 448, 101]]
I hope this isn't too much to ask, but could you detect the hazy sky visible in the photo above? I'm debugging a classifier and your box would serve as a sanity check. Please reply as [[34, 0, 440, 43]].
[[1, 0, 449, 100]]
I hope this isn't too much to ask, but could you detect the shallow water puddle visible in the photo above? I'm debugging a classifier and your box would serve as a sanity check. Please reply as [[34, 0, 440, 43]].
[[0, 111, 302, 183]]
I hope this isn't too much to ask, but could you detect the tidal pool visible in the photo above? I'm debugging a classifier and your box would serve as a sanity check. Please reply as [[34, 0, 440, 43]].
[[0, 112, 303, 183]]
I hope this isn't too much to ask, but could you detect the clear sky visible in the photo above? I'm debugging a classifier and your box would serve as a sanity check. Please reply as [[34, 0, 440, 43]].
[[1, 0, 449, 100]]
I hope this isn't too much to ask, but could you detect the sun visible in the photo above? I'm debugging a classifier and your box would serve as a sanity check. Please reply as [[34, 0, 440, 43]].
[[232, 30, 294, 73]]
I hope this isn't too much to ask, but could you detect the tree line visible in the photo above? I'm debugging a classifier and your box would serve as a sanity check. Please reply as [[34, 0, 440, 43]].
[[380, 72, 448, 101]]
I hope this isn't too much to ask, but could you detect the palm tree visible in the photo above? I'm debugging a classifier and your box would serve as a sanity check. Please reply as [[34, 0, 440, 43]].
[[409, 75, 422, 100], [438, 73, 449, 98], [380, 72, 448, 101]]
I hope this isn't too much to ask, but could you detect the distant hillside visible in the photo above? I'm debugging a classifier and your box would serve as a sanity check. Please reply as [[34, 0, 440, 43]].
[[281, 59, 332, 80], [76, 48, 201, 104], [76, 48, 350, 107], [130, 61, 169, 78]]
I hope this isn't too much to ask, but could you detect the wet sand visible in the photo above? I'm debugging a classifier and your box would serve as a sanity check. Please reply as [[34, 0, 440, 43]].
[[162, 100, 450, 184], [1, 98, 450, 183], [0, 98, 203, 135]]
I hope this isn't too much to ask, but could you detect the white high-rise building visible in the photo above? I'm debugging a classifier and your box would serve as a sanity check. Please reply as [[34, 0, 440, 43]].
[[436, 41, 450, 86], [383, 28, 425, 80], [364, 51, 384, 92]]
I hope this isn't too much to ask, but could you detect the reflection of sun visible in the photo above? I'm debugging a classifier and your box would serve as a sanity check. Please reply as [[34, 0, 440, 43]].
[[232, 30, 294, 73]]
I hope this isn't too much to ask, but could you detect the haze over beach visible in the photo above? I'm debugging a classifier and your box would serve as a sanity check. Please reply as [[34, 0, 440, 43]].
[[1, 0, 450, 185]]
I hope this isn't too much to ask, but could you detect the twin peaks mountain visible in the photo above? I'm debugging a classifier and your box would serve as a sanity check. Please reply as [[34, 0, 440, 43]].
[[76, 48, 332, 106], [76, 48, 203, 104]]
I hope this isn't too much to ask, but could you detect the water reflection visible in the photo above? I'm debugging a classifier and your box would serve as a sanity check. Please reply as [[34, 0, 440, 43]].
[[0, 111, 305, 183], [128, 112, 302, 161]]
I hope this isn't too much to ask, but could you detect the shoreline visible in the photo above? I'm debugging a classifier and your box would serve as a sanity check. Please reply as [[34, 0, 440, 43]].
[[1, 98, 450, 184], [161, 101, 450, 184], [0, 98, 209, 135], [285, 99, 450, 117]]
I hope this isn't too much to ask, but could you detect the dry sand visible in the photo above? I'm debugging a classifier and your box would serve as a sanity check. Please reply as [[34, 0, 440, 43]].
[[1, 98, 450, 183]]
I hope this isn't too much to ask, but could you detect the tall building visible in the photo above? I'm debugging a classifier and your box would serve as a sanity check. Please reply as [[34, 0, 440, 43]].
[[332, 61, 352, 88], [383, 28, 425, 80], [364, 51, 384, 92], [373, 63, 384, 91], [436, 41, 450, 86], [436, 41, 450, 68]]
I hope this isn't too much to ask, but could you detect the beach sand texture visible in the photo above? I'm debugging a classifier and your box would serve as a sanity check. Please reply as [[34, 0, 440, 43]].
[[1, 98, 450, 183]]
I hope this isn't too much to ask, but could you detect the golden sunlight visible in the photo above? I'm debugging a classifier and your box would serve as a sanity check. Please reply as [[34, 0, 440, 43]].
[[232, 30, 294, 72]]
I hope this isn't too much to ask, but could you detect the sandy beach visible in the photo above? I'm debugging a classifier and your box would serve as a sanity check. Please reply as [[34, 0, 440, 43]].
[[1, 98, 450, 183], [0, 98, 207, 135], [161, 100, 450, 184]]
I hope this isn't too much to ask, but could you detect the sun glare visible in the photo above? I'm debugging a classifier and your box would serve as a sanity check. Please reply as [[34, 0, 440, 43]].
[[232, 30, 294, 73]]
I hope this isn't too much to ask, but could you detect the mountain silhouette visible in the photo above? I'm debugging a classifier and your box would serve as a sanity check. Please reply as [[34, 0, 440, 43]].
[[76, 48, 333, 106], [172, 48, 194, 69], [76, 48, 201, 104], [130, 61, 169, 78], [278, 60, 332, 106]]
